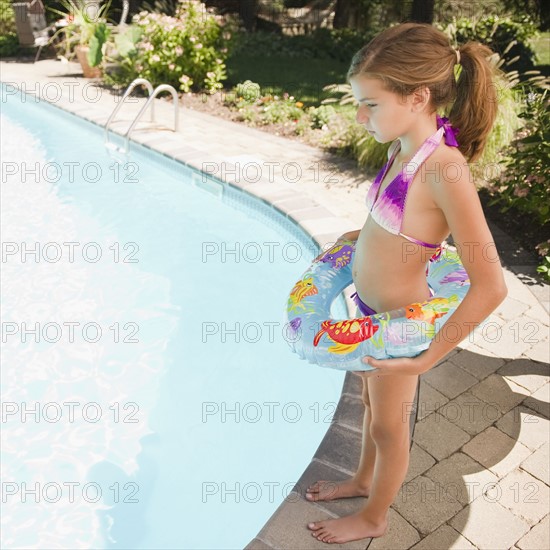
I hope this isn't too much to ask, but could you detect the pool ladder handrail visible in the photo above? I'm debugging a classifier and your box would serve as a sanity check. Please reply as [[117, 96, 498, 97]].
[[104, 78, 154, 145], [104, 78, 179, 155]]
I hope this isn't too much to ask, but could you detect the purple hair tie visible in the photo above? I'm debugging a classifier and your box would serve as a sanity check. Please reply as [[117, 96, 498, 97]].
[[436, 115, 459, 147]]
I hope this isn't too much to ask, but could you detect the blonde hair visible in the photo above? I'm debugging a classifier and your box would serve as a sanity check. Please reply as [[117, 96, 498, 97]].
[[347, 23, 500, 162]]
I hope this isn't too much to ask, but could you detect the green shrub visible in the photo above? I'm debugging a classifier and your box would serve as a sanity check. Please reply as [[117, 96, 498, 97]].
[[234, 80, 261, 103], [0, 0, 15, 35], [536, 241, 550, 282], [229, 28, 374, 63], [0, 33, 19, 58], [308, 104, 336, 129], [487, 86, 549, 278], [441, 15, 539, 73], [487, 88, 549, 223], [104, 0, 230, 93]]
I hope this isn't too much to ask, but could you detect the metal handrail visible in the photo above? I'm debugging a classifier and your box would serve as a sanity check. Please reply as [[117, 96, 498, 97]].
[[120, 84, 179, 154], [105, 81, 179, 155], [104, 78, 154, 148]]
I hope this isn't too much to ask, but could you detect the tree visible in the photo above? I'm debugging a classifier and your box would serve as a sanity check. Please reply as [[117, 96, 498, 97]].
[[239, 0, 259, 31], [409, 0, 434, 24], [333, 0, 368, 29]]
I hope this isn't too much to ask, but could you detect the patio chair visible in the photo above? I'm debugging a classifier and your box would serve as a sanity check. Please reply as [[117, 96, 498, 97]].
[[12, 0, 54, 62]]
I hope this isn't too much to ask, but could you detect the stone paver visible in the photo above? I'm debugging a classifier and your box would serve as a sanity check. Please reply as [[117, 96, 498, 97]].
[[439, 391, 502, 436], [497, 358, 550, 394], [424, 452, 499, 506], [420, 361, 478, 400], [522, 382, 550, 419], [367, 508, 420, 550], [496, 405, 550, 452], [405, 443, 436, 484], [495, 468, 549, 526], [524, 303, 550, 326], [313, 423, 362, 475], [475, 317, 543, 358], [417, 379, 448, 421], [449, 495, 531, 550], [332, 394, 364, 433], [255, 493, 368, 549], [393, 475, 464, 535], [516, 514, 550, 550], [524, 336, 550, 363], [245, 539, 274, 549], [414, 412, 471, 461], [3, 59, 550, 550], [462, 426, 532, 478], [470, 374, 530, 415], [293, 460, 366, 519], [448, 346, 506, 380], [409, 525, 476, 550], [493, 296, 531, 321], [520, 441, 549, 485]]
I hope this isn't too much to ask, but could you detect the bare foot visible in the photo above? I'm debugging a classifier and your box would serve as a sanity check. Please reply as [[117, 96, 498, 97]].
[[307, 512, 388, 544], [304, 479, 370, 502]]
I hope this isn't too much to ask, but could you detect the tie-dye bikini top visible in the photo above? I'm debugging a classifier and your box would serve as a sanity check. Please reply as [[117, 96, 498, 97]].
[[365, 115, 459, 249]]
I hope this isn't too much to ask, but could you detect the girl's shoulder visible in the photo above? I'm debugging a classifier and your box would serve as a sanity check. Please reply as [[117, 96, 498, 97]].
[[425, 142, 471, 186]]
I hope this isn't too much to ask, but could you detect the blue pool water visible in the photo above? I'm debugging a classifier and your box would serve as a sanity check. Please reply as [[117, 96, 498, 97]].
[[0, 86, 345, 548]]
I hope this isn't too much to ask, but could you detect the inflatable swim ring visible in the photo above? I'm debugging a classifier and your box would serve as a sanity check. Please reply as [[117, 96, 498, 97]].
[[285, 240, 470, 371]]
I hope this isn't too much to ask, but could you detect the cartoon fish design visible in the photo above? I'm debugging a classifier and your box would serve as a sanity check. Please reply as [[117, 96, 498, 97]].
[[404, 296, 457, 325], [318, 243, 354, 269], [287, 275, 318, 312], [313, 317, 379, 354]]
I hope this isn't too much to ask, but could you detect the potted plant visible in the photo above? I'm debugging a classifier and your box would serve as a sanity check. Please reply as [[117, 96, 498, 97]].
[[49, 0, 111, 77]]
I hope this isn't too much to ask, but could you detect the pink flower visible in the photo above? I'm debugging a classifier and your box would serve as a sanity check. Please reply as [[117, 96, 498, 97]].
[[175, 46, 183, 56], [513, 187, 529, 198]]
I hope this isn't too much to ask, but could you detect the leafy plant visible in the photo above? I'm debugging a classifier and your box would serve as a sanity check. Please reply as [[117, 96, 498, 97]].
[[441, 15, 539, 73], [48, 0, 112, 67], [0, 34, 19, 58], [104, 0, 230, 93], [535, 241, 550, 282], [488, 88, 549, 224], [308, 105, 336, 129], [0, 0, 15, 35]]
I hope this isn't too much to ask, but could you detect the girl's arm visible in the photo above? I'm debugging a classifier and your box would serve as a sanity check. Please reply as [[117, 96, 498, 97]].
[[417, 160, 508, 368], [362, 160, 507, 375]]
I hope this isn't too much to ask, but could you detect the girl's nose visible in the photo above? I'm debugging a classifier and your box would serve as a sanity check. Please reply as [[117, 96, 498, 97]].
[[356, 106, 368, 124]]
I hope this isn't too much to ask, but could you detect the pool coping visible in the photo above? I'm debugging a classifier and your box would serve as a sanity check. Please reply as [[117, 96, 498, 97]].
[[2, 59, 548, 550]]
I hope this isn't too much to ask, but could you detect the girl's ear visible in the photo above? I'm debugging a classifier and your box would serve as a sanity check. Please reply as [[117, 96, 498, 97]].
[[410, 85, 431, 112]]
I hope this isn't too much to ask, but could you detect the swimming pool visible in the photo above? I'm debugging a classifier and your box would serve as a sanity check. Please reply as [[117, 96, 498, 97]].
[[0, 86, 346, 548]]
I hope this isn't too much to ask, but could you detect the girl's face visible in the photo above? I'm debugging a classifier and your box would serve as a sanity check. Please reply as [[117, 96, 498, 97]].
[[349, 75, 416, 143]]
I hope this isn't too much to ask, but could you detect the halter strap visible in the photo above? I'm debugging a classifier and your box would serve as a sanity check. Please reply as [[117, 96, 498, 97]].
[[401, 115, 459, 183]]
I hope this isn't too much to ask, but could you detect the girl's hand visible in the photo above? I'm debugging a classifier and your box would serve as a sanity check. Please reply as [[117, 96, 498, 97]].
[[359, 353, 433, 377], [313, 231, 359, 262]]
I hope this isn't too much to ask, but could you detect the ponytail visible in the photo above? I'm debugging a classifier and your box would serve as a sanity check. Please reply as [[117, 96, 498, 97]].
[[449, 42, 500, 162]]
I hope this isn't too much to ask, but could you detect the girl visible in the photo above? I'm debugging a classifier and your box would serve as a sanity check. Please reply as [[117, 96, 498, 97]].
[[305, 23, 508, 544]]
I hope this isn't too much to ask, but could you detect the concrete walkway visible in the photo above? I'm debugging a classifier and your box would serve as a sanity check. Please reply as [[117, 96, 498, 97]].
[[1, 59, 548, 550]]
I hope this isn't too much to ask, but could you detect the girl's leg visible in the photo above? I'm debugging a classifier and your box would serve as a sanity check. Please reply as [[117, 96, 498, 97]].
[[308, 372, 419, 544], [305, 375, 376, 501]]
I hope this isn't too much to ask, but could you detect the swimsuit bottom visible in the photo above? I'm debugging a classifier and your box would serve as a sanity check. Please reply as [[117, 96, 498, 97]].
[[351, 291, 377, 316], [351, 287, 436, 317]]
